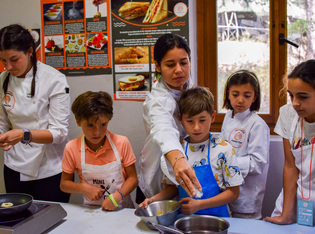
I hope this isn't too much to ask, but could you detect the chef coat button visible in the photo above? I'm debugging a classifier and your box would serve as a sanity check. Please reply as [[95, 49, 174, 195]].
[[33, 101, 36, 104]]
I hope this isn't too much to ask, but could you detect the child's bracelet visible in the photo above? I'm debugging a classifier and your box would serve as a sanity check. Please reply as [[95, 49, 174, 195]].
[[108, 194, 119, 207], [117, 190, 124, 200], [172, 156, 185, 168]]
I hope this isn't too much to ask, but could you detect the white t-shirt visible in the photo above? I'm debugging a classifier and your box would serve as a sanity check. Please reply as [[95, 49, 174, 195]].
[[182, 135, 244, 189]]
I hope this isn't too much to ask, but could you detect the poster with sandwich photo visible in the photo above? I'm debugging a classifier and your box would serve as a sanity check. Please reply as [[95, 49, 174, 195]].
[[111, 0, 189, 101]]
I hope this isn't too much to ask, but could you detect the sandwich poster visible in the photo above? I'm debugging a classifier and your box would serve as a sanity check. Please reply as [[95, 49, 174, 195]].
[[40, 0, 112, 76], [111, 0, 189, 101]]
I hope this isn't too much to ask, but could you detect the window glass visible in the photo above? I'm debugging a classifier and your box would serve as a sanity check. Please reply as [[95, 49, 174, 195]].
[[217, 0, 270, 113]]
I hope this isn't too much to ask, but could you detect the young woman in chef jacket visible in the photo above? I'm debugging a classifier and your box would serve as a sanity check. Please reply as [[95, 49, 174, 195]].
[[60, 91, 138, 210], [264, 60, 315, 225], [140, 87, 244, 217], [0, 24, 70, 202], [220, 70, 270, 219], [137, 34, 201, 202]]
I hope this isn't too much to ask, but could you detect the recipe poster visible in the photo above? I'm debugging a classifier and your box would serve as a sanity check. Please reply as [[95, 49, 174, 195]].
[[40, 0, 112, 76], [111, 0, 189, 101]]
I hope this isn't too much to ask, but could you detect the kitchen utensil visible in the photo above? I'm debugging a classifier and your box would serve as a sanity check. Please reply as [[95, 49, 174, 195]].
[[148, 221, 183, 234], [0, 193, 33, 216], [134, 200, 181, 230], [174, 215, 229, 234]]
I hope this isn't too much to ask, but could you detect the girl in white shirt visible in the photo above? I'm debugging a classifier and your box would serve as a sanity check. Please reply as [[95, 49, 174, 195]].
[[220, 70, 270, 219], [264, 60, 315, 225], [0, 24, 70, 202]]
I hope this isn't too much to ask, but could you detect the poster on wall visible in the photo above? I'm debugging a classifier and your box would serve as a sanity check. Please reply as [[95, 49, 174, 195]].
[[111, 0, 189, 101], [0, 29, 41, 73], [40, 0, 112, 76]]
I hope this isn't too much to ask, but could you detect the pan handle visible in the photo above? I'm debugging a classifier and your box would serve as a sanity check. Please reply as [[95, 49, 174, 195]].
[[148, 221, 183, 234]]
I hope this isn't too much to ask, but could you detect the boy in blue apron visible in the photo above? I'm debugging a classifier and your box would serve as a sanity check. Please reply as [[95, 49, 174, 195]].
[[60, 91, 138, 210], [140, 87, 244, 216]]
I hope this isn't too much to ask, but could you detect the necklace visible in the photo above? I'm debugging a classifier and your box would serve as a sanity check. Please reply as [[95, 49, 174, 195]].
[[95, 145, 103, 152]]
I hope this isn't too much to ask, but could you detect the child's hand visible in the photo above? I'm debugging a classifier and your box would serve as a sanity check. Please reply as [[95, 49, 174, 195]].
[[139, 198, 154, 209], [102, 192, 120, 211], [179, 197, 201, 215], [81, 182, 104, 201], [263, 215, 295, 225], [102, 196, 116, 211]]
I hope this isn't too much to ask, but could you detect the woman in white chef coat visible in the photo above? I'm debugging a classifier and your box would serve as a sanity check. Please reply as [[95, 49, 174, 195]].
[[264, 60, 315, 225], [0, 24, 70, 202], [137, 33, 201, 201]]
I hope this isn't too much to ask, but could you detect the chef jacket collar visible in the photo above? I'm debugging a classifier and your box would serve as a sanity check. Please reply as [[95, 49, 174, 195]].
[[232, 108, 251, 120]]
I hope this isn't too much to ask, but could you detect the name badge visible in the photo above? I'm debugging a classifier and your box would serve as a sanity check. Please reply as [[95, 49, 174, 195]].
[[297, 200, 313, 226]]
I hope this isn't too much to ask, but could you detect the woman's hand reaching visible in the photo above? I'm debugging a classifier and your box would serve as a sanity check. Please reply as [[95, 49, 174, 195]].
[[166, 150, 202, 197]]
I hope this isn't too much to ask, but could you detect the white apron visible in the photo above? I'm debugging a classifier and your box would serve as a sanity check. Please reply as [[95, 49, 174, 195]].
[[272, 116, 315, 223], [81, 133, 133, 208]]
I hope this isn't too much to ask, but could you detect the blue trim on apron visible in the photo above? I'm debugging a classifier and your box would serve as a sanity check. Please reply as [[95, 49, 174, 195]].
[[178, 133, 230, 217]]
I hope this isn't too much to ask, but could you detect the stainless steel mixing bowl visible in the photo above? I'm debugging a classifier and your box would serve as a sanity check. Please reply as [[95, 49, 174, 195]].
[[134, 200, 181, 230], [174, 215, 229, 234]]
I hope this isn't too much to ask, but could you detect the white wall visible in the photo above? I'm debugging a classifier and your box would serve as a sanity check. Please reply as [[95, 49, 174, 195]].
[[0, 0, 283, 217]]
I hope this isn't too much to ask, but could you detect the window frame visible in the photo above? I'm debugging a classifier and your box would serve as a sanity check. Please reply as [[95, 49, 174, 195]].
[[196, 0, 288, 133]]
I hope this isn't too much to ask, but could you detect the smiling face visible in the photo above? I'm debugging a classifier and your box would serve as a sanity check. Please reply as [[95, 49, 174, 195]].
[[228, 83, 257, 115], [77, 115, 110, 151], [0, 48, 33, 78], [180, 110, 216, 143], [155, 47, 191, 90], [287, 78, 315, 123]]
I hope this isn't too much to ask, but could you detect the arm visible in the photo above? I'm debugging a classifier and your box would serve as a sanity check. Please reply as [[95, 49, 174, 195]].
[[139, 185, 178, 209], [102, 163, 138, 210], [264, 138, 298, 224], [145, 97, 201, 197], [180, 186, 239, 215], [238, 121, 269, 178], [0, 129, 53, 150], [60, 172, 104, 201], [165, 150, 201, 197]]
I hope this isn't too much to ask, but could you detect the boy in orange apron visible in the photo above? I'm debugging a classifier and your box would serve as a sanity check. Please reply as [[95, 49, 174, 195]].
[[60, 91, 138, 210]]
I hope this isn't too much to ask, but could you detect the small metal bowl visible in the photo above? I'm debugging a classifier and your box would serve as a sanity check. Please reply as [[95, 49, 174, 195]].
[[174, 215, 229, 234], [134, 200, 181, 230]]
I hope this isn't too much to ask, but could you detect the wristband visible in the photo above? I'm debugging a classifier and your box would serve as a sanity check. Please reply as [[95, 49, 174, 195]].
[[172, 156, 185, 168], [117, 190, 124, 200], [108, 194, 119, 207]]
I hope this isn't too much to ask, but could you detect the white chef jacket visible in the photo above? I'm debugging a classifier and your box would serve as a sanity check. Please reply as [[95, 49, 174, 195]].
[[272, 104, 315, 223], [138, 77, 193, 198], [220, 109, 270, 214], [0, 61, 70, 181]]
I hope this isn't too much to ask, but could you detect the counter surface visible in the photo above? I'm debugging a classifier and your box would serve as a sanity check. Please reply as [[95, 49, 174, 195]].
[[47, 203, 314, 234]]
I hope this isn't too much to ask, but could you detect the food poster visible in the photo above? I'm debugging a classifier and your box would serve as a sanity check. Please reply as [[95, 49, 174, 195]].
[[111, 0, 189, 100], [40, 0, 112, 76], [0, 29, 42, 73]]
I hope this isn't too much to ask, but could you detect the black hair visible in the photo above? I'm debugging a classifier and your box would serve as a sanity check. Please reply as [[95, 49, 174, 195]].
[[0, 24, 37, 97], [223, 70, 261, 111], [179, 86, 215, 117], [154, 33, 191, 76], [288, 59, 315, 89]]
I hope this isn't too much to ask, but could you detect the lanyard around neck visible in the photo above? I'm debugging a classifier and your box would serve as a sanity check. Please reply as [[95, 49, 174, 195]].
[[300, 118, 314, 200]]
